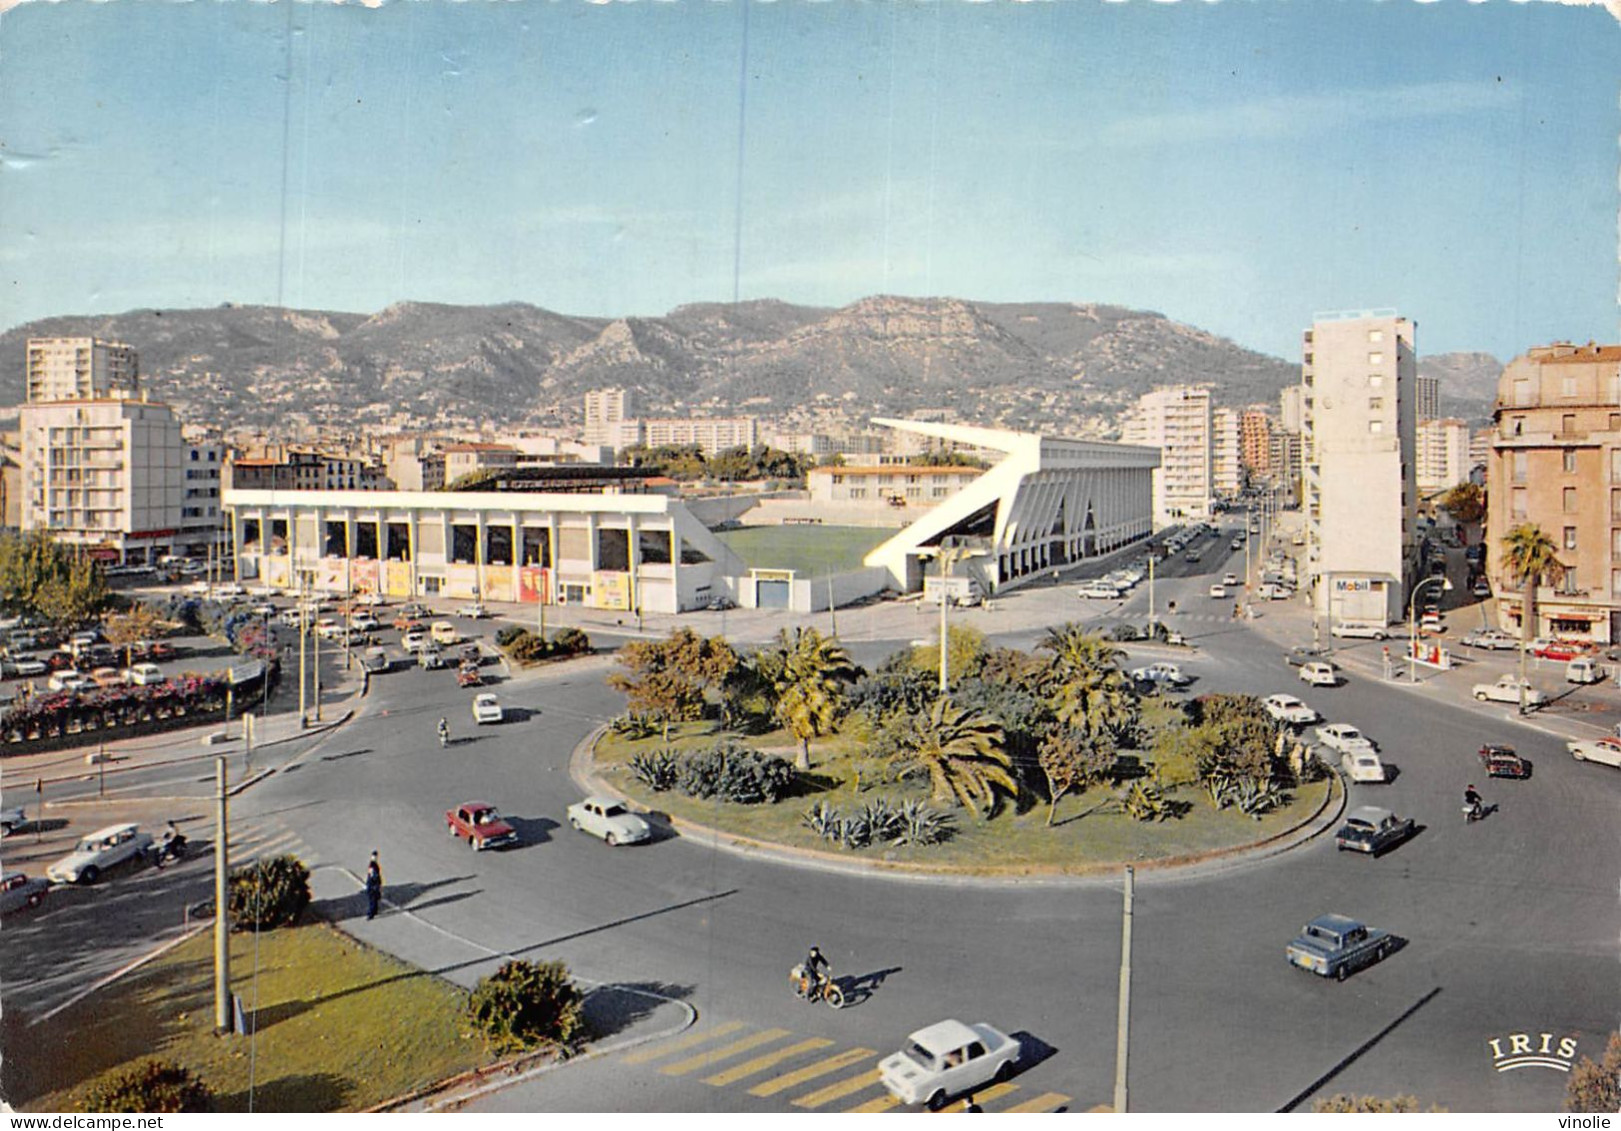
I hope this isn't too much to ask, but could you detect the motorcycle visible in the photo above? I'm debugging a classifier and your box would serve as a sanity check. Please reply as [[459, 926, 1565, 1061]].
[[150, 833, 188, 868], [790, 964, 845, 1010], [1462, 801, 1485, 823]]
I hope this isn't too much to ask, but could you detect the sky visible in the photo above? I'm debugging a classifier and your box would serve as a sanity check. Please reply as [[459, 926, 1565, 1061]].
[[0, 0, 1616, 363]]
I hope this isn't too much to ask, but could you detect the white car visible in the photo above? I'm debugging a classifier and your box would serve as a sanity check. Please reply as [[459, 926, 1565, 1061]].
[[1330, 621, 1389, 640], [47, 670, 92, 693], [1076, 582, 1121, 600], [1, 806, 27, 836], [5, 654, 47, 677], [350, 614, 380, 633], [1222, 573, 1239, 586], [471, 693, 504, 725], [879, 1019, 1022, 1110], [247, 584, 279, 598], [1298, 661, 1339, 687], [251, 603, 278, 618], [1472, 675, 1549, 706], [1566, 736, 1621, 769], [215, 582, 246, 598], [566, 796, 653, 846], [1130, 662, 1189, 687], [1340, 750, 1388, 784], [356, 592, 386, 607], [1209, 584, 1228, 599], [401, 630, 430, 653], [122, 662, 165, 686], [1315, 723, 1376, 755], [1461, 628, 1518, 651], [46, 823, 154, 885], [459, 603, 491, 619], [1262, 694, 1318, 726]]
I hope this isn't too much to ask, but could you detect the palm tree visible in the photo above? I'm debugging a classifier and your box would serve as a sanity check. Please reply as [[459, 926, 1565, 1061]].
[[771, 627, 858, 770], [1037, 624, 1123, 677], [1500, 523, 1565, 714], [898, 697, 1017, 817], [1037, 624, 1139, 738]]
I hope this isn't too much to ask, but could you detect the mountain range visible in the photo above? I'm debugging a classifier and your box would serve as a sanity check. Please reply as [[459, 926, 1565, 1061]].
[[0, 297, 1500, 434]]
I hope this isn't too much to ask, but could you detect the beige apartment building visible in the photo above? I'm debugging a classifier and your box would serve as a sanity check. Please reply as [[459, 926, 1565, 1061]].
[[1302, 311, 1418, 626], [26, 337, 138, 403], [1416, 417, 1472, 496], [1213, 406, 1242, 497], [1240, 408, 1272, 478], [1487, 342, 1621, 643], [1120, 385, 1213, 526], [807, 464, 983, 508], [641, 417, 759, 452], [583, 388, 632, 447]]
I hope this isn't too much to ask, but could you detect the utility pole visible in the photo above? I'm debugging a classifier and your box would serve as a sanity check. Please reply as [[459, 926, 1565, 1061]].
[[298, 580, 308, 727], [243, 712, 254, 772], [214, 755, 232, 1034], [1147, 555, 1156, 627], [313, 602, 323, 722], [828, 577, 837, 638], [1113, 864, 1134, 1113], [938, 552, 950, 693]]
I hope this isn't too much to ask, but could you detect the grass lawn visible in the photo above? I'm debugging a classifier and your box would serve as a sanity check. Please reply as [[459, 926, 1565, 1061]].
[[9, 922, 494, 1112], [715, 525, 897, 577], [595, 717, 1332, 873]]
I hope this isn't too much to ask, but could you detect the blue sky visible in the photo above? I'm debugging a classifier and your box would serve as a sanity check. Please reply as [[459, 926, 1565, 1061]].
[[0, 1, 1615, 362]]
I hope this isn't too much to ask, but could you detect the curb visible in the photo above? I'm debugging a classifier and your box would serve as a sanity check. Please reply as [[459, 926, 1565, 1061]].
[[570, 727, 1346, 888], [29, 922, 209, 1028]]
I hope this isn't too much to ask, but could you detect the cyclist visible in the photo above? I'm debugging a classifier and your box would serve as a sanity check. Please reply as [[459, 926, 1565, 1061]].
[[802, 945, 831, 998]]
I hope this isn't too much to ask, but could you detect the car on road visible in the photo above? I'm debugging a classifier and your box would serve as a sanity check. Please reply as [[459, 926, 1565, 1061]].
[[0, 871, 50, 915], [1, 806, 27, 836], [1330, 621, 1390, 640], [356, 592, 386, 607], [471, 692, 504, 724], [1334, 806, 1416, 855], [350, 614, 380, 633], [46, 823, 154, 885], [417, 646, 449, 671], [1419, 611, 1442, 633], [1472, 675, 1548, 707], [1340, 750, 1387, 784], [1286, 913, 1393, 981], [1230, 538, 1244, 550], [1283, 645, 1332, 667], [1075, 582, 1121, 600], [1315, 723, 1375, 755], [1298, 661, 1339, 687], [878, 1019, 1022, 1110], [1566, 736, 1621, 769], [399, 602, 431, 619], [566, 796, 653, 846], [458, 602, 491, 619], [4, 654, 48, 677], [401, 630, 429, 653], [1461, 628, 1518, 651], [430, 621, 460, 646], [444, 801, 519, 851], [1129, 662, 1189, 688], [90, 667, 124, 689], [47, 670, 93, 693], [1184, 550, 1203, 563], [122, 662, 165, 686], [279, 609, 307, 628], [1262, 694, 1318, 726], [1472, 577, 1492, 598], [1530, 638, 1590, 662], [1222, 572, 1239, 585], [1209, 583, 1228, 599], [1478, 744, 1531, 779], [361, 647, 392, 674]]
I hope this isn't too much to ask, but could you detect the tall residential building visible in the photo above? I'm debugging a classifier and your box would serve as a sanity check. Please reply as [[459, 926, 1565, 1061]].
[[641, 417, 758, 452], [1279, 384, 1305, 432], [584, 388, 632, 447], [26, 338, 139, 403], [1270, 430, 1303, 506], [1416, 375, 1441, 422], [1468, 426, 1493, 479], [1120, 386, 1213, 526], [1302, 311, 1418, 625], [1240, 408, 1273, 477], [1212, 407, 1242, 496], [1415, 417, 1472, 495], [1486, 342, 1621, 643]]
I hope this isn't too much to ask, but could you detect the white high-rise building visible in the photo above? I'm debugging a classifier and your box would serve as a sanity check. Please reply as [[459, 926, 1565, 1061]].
[[1302, 311, 1418, 626], [1212, 406, 1242, 497], [1416, 417, 1471, 495], [1279, 385, 1305, 432], [26, 338, 138, 403], [584, 388, 632, 447], [1121, 386, 1213, 527]]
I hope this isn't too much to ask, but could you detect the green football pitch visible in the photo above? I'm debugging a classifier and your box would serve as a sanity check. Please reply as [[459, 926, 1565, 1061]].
[[714, 524, 898, 576]]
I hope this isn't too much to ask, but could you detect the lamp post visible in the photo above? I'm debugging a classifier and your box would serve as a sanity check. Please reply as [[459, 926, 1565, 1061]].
[[1407, 575, 1453, 683], [923, 541, 986, 693]]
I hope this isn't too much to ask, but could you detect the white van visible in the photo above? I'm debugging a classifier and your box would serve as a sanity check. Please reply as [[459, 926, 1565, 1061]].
[[1330, 621, 1390, 640], [1566, 657, 1602, 684]]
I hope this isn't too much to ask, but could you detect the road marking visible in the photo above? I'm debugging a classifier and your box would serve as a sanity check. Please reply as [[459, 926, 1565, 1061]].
[[659, 1028, 792, 1076], [927, 1082, 1018, 1112], [702, 1037, 833, 1086], [844, 1092, 903, 1113], [749, 1047, 875, 1096], [1001, 1091, 1071, 1113], [621, 1020, 746, 1065], [791, 1067, 883, 1109]]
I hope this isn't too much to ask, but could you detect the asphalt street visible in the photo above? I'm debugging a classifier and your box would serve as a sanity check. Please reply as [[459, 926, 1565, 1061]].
[[7, 527, 1617, 1113]]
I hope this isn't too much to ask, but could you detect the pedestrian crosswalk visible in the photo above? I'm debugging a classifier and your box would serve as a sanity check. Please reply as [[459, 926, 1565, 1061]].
[[621, 1021, 1073, 1113], [226, 819, 312, 868]]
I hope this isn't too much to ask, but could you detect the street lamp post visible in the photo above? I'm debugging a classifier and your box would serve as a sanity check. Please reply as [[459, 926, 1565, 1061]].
[[1407, 575, 1453, 683], [924, 541, 985, 693]]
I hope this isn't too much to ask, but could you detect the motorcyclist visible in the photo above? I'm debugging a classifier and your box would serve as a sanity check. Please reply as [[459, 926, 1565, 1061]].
[[1463, 783, 1483, 820], [802, 945, 831, 998], [156, 820, 185, 865], [437, 717, 450, 747]]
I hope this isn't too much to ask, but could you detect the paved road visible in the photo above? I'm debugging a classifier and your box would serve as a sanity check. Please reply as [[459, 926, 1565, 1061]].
[[9, 527, 1617, 1112]]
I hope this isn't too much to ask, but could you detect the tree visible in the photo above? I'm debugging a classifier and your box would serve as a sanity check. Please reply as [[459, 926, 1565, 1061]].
[[894, 697, 1016, 817], [81, 1060, 211, 1113], [1037, 727, 1116, 825], [103, 604, 167, 662], [607, 629, 737, 745], [770, 627, 858, 770], [1037, 625, 1139, 740], [228, 853, 311, 929], [1565, 1030, 1621, 1113], [908, 624, 987, 684], [1439, 481, 1485, 525], [467, 959, 586, 1053], [1501, 523, 1565, 712], [0, 530, 109, 628]]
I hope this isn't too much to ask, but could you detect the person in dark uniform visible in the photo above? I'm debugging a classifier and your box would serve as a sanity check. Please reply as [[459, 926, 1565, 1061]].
[[364, 851, 383, 919]]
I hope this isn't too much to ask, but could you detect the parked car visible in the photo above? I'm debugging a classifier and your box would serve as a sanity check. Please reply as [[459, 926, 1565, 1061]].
[[1334, 807, 1416, 855], [0, 871, 50, 915], [1340, 750, 1387, 784], [878, 1019, 1022, 1110], [444, 801, 519, 851], [350, 614, 381, 633], [89, 667, 124, 689], [1298, 661, 1339, 687], [279, 609, 307, 628], [1472, 675, 1548, 707], [1130, 662, 1189, 688], [1461, 628, 1518, 651], [1316, 723, 1375, 755], [417, 646, 449, 671], [458, 603, 490, 619], [0, 806, 27, 836], [1566, 736, 1621, 770], [356, 592, 386, 607], [1208, 583, 1228, 599], [1530, 638, 1590, 662], [121, 662, 165, 686], [4, 654, 47, 677], [1286, 913, 1393, 981], [399, 602, 430, 619], [47, 670, 92, 693], [1075, 581, 1122, 600], [215, 582, 246, 598], [471, 692, 504, 724], [401, 630, 429, 653], [251, 602, 278, 618], [1472, 578, 1492, 598], [46, 823, 154, 885], [1330, 621, 1390, 640], [566, 796, 653, 846], [706, 597, 738, 611], [1284, 644, 1332, 667], [430, 621, 460, 646], [1222, 572, 1240, 586], [1262, 694, 1318, 726], [1478, 743, 1532, 779]]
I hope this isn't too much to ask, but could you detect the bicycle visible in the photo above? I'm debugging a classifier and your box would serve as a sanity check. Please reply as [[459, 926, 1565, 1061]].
[[789, 964, 845, 1009]]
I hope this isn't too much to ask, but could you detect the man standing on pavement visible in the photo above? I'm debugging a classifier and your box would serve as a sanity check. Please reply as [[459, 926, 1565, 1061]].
[[365, 851, 383, 920]]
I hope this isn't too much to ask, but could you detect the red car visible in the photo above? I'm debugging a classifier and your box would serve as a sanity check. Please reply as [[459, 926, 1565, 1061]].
[[1531, 639, 1590, 662], [444, 802, 519, 851], [1478, 744, 1531, 779]]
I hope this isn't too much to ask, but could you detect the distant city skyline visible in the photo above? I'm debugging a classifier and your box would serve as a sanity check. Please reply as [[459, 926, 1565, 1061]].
[[0, 1, 1615, 364]]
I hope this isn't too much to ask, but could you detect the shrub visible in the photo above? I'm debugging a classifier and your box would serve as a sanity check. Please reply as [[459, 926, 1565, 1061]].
[[894, 799, 956, 846], [509, 632, 551, 664], [81, 1060, 211, 1113], [800, 797, 954, 849], [1109, 623, 1141, 642], [609, 712, 657, 740], [628, 749, 678, 791], [675, 740, 797, 804], [801, 800, 841, 839], [495, 624, 527, 648], [466, 959, 586, 1053], [550, 627, 591, 655], [228, 853, 311, 930]]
